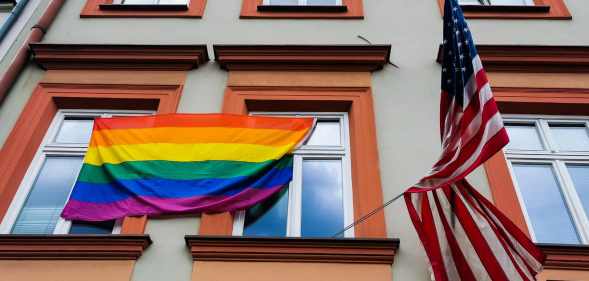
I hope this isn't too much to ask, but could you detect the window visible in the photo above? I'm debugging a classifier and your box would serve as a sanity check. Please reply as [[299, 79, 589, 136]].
[[240, 0, 363, 19], [112, 0, 188, 4], [458, 0, 534, 5], [262, 0, 342, 6], [436, 0, 571, 19], [232, 112, 354, 238], [0, 109, 152, 235], [81, 0, 206, 18], [504, 115, 589, 245]]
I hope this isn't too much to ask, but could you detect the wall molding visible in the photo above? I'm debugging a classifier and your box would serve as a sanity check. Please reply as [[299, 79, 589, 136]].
[[213, 45, 391, 72], [436, 45, 589, 73], [185, 236, 399, 264], [30, 43, 209, 70], [0, 235, 152, 260], [539, 244, 589, 270]]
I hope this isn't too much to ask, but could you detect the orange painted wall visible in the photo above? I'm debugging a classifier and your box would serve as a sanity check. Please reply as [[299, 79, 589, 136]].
[[192, 261, 392, 281], [0, 260, 134, 281], [537, 269, 589, 281]]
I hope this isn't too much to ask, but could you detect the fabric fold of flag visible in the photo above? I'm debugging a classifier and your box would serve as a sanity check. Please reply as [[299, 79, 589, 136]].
[[61, 114, 314, 221], [403, 0, 545, 280]]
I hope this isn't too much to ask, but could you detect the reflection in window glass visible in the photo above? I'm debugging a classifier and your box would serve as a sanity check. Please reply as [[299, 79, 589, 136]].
[[267, 0, 299, 5], [307, 0, 339, 5], [550, 124, 589, 152], [512, 163, 579, 244], [568, 165, 589, 219], [12, 157, 84, 234], [505, 124, 544, 151], [243, 187, 289, 237], [301, 159, 344, 237], [55, 118, 94, 144], [306, 121, 341, 146]]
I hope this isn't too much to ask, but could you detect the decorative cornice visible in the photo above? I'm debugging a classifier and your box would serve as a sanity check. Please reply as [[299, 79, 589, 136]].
[[0, 235, 152, 260], [213, 45, 391, 72], [539, 244, 589, 270], [185, 236, 399, 264], [30, 43, 209, 71], [436, 45, 589, 73]]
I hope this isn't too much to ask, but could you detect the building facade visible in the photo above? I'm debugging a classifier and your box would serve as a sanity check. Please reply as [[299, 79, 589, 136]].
[[0, 1, 588, 281]]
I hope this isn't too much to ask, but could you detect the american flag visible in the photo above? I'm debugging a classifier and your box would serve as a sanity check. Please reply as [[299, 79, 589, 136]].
[[403, 0, 545, 280]]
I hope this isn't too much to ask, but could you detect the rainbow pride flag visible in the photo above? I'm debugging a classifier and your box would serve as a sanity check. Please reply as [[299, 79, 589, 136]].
[[61, 114, 314, 221]]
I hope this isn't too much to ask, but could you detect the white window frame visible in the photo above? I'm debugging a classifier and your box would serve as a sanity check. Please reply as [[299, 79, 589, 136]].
[[233, 112, 354, 238], [458, 0, 534, 5], [263, 0, 343, 6], [114, 0, 189, 5], [0, 109, 153, 235], [504, 114, 589, 244]]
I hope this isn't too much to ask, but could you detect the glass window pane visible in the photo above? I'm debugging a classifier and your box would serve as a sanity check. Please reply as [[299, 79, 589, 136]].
[[69, 220, 115, 234], [550, 124, 589, 152], [307, 0, 338, 5], [512, 163, 580, 244], [11, 156, 84, 234], [505, 124, 544, 151], [243, 187, 289, 237], [568, 164, 589, 219], [490, 0, 531, 5], [267, 0, 299, 5], [158, 0, 189, 4], [306, 120, 341, 146], [54, 117, 94, 144], [301, 159, 344, 237], [119, 0, 157, 4]]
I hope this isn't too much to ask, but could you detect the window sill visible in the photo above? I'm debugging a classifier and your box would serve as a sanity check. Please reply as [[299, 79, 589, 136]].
[[460, 4, 550, 13], [185, 236, 399, 264], [241, 0, 363, 19], [81, 0, 206, 18], [99, 4, 189, 12], [539, 243, 589, 270], [435, 0, 571, 20], [256, 5, 347, 13], [0, 235, 152, 260]]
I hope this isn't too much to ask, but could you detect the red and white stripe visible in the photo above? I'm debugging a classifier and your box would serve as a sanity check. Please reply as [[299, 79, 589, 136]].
[[404, 55, 545, 280]]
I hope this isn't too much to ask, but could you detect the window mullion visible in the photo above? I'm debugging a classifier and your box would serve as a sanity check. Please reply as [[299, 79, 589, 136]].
[[538, 119, 557, 153], [555, 160, 589, 243], [232, 211, 245, 236], [287, 155, 303, 237]]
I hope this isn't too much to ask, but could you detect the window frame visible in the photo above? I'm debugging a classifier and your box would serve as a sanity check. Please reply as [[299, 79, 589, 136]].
[[503, 114, 589, 244], [262, 0, 343, 5], [81, 0, 207, 18], [435, 0, 571, 20], [232, 112, 355, 238], [458, 0, 535, 5], [0, 109, 153, 235], [240, 0, 363, 19]]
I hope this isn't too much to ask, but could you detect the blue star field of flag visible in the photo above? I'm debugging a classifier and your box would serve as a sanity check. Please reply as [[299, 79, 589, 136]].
[[441, 0, 479, 108]]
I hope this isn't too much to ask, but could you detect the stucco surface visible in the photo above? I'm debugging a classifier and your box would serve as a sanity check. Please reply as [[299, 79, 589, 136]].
[[192, 261, 393, 281], [0, 0, 588, 281], [0, 260, 134, 281]]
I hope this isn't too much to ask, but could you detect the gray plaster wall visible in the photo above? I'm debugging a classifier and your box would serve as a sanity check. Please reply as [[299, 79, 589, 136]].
[[0, 1, 588, 281]]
